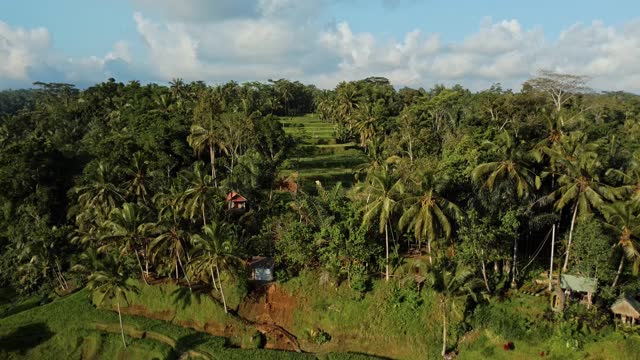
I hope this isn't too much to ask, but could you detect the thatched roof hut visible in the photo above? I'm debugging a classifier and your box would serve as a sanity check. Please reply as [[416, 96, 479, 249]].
[[611, 294, 640, 325]]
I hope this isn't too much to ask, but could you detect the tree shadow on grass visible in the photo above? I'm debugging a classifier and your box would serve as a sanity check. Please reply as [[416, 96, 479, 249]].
[[171, 286, 205, 310], [169, 332, 226, 360], [0, 323, 54, 355]]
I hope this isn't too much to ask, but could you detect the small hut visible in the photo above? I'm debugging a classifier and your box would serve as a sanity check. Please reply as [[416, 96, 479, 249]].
[[611, 294, 640, 326], [226, 191, 248, 211], [560, 274, 597, 308], [248, 256, 274, 282]]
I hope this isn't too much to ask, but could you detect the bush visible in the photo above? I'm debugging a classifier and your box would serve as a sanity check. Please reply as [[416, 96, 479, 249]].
[[472, 302, 551, 341], [307, 327, 331, 344]]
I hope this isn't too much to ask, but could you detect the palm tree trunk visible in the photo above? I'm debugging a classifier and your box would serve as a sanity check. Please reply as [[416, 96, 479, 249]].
[[480, 250, 491, 293], [441, 298, 447, 358], [612, 256, 625, 288], [562, 203, 579, 272], [202, 206, 207, 228], [511, 236, 518, 287], [385, 224, 390, 282], [177, 255, 192, 291], [134, 250, 149, 285], [55, 260, 69, 290], [117, 297, 127, 348], [216, 264, 228, 313], [427, 237, 433, 265], [209, 263, 219, 292], [549, 224, 556, 291], [209, 143, 217, 188]]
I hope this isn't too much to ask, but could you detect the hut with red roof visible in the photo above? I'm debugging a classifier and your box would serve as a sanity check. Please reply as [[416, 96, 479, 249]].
[[226, 191, 248, 210]]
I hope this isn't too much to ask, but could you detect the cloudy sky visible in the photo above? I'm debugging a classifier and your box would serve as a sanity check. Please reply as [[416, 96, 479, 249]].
[[1, 0, 639, 92]]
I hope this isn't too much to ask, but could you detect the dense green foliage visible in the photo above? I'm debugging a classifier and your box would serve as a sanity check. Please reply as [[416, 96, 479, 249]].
[[2, 72, 640, 358]]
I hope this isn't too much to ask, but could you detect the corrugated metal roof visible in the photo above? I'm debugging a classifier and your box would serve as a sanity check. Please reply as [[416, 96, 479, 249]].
[[560, 274, 597, 293]]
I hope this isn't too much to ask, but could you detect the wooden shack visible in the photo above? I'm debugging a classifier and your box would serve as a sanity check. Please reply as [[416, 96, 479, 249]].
[[560, 274, 597, 308], [226, 191, 248, 211], [611, 294, 640, 326], [248, 256, 274, 282]]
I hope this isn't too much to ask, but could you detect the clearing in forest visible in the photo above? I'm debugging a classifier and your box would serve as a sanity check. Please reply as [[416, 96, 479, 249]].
[[280, 115, 366, 192]]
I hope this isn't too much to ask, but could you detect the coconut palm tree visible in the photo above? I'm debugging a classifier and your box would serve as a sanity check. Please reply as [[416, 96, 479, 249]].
[[601, 201, 640, 287], [546, 153, 615, 272], [472, 131, 539, 198], [149, 219, 191, 285], [179, 162, 220, 227], [335, 83, 359, 124], [400, 169, 461, 264], [102, 203, 155, 284], [190, 221, 242, 313], [607, 152, 640, 207], [356, 165, 404, 281], [472, 131, 537, 284], [75, 162, 125, 220], [427, 261, 482, 358], [352, 102, 379, 150], [87, 259, 138, 348], [123, 152, 149, 204], [188, 124, 228, 188]]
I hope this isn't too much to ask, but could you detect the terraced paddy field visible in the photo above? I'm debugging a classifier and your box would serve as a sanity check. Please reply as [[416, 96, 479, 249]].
[[280, 115, 366, 192]]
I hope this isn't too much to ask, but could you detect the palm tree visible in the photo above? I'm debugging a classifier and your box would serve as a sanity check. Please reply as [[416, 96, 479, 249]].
[[352, 103, 379, 150], [546, 154, 614, 272], [149, 221, 191, 285], [472, 131, 538, 198], [427, 261, 481, 358], [472, 131, 537, 284], [102, 203, 154, 284], [335, 83, 359, 124], [601, 201, 640, 287], [75, 162, 125, 220], [400, 169, 461, 264], [87, 260, 138, 348], [607, 152, 640, 207], [356, 165, 404, 281], [123, 152, 148, 204], [190, 222, 242, 313], [179, 162, 220, 227], [188, 124, 228, 188]]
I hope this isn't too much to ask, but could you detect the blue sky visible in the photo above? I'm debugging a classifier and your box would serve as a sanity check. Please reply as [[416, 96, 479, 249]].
[[1, 0, 639, 91]]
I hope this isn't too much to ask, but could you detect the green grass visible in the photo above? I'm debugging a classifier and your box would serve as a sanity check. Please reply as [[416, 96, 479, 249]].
[[457, 291, 640, 360], [0, 288, 300, 359], [279, 115, 366, 191], [280, 271, 443, 359], [0, 283, 387, 359]]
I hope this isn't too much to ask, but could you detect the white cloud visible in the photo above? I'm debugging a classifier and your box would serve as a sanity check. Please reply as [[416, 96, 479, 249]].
[[0, 21, 50, 81], [1, 9, 640, 93], [0, 20, 133, 88], [316, 18, 640, 91]]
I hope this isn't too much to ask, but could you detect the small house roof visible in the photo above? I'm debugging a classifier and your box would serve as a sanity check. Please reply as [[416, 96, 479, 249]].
[[560, 274, 597, 293], [611, 294, 640, 318], [226, 191, 247, 203], [248, 256, 274, 269]]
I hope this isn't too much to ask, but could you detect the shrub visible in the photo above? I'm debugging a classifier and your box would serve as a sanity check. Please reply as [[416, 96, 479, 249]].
[[307, 327, 331, 344]]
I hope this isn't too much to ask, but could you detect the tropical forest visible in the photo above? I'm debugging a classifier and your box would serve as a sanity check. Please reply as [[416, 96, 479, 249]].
[[1, 73, 640, 359]]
